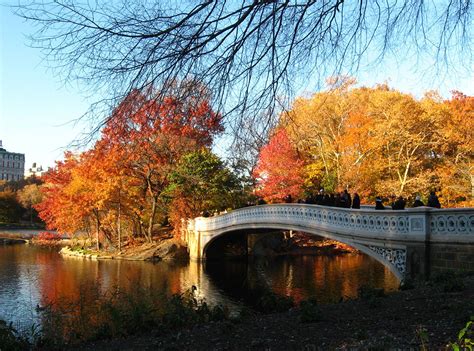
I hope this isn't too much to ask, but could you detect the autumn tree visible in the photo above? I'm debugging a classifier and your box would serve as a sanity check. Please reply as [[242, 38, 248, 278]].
[[438, 92, 474, 206], [35, 153, 86, 234], [36, 86, 224, 246], [17, 184, 43, 224], [361, 89, 444, 196], [253, 129, 305, 202], [99, 88, 223, 242], [284, 78, 357, 192], [0, 190, 23, 223], [273, 82, 473, 205]]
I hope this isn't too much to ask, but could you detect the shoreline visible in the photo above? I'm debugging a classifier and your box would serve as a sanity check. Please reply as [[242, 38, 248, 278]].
[[57, 236, 356, 262], [74, 274, 474, 350]]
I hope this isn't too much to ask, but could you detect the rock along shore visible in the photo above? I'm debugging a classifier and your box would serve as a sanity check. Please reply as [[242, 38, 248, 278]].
[[59, 238, 189, 261]]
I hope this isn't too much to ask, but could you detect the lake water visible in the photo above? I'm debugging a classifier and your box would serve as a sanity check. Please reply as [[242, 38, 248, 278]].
[[0, 244, 399, 331]]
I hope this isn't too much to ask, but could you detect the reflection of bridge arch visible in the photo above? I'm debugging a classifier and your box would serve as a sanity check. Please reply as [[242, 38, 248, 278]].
[[183, 204, 474, 280]]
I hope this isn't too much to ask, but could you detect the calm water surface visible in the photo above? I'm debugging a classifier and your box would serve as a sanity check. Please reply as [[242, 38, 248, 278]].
[[0, 244, 398, 329]]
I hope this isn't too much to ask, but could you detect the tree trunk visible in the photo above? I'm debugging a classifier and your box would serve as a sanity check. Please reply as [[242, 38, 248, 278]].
[[398, 160, 411, 195], [117, 188, 121, 251], [94, 209, 100, 251], [471, 173, 474, 201], [147, 195, 157, 243]]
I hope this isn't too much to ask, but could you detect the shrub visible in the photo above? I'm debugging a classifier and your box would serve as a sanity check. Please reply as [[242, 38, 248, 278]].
[[0, 320, 28, 351], [449, 317, 474, 351], [35, 285, 230, 347], [255, 291, 294, 313], [430, 271, 465, 293], [37, 231, 62, 241], [299, 298, 321, 323]]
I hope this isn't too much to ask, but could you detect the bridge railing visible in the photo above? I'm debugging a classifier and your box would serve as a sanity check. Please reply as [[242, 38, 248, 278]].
[[187, 204, 474, 243], [430, 208, 474, 240]]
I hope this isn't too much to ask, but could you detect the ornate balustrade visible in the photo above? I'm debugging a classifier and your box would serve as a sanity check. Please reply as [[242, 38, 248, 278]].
[[189, 204, 474, 243], [430, 209, 474, 240]]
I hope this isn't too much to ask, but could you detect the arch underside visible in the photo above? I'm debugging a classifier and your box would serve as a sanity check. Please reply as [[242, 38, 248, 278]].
[[202, 223, 406, 281]]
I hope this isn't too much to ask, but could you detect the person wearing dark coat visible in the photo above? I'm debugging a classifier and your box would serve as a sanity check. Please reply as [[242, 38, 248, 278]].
[[413, 196, 425, 207], [427, 191, 441, 208], [375, 196, 385, 210], [323, 194, 331, 206], [343, 189, 352, 208], [315, 189, 324, 205], [392, 196, 406, 210], [352, 193, 361, 209], [329, 194, 336, 207], [335, 193, 344, 207]]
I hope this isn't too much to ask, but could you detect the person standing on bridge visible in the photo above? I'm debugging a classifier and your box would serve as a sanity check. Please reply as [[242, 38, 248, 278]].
[[413, 195, 425, 207], [375, 197, 385, 210], [343, 189, 352, 208], [352, 193, 360, 209], [392, 196, 406, 210], [427, 191, 441, 208]]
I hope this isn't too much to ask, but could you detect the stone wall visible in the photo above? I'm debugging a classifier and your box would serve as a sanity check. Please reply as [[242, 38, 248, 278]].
[[429, 243, 474, 274]]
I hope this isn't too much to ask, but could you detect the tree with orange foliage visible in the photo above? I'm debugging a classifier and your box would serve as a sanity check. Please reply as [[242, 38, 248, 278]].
[[36, 86, 224, 246], [275, 81, 472, 206], [437, 91, 474, 206], [100, 88, 223, 242], [35, 153, 85, 235], [253, 129, 305, 202]]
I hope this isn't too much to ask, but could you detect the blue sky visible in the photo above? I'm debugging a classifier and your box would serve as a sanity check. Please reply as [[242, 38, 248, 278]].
[[1, 2, 91, 170], [1, 2, 473, 171]]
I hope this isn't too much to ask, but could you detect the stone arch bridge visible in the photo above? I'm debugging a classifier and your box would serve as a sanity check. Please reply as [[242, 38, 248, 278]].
[[183, 204, 474, 280]]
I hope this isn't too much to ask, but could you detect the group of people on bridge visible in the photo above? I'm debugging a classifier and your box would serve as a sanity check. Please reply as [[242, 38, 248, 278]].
[[286, 189, 361, 209], [202, 190, 443, 218], [261, 189, 442, 211], [375, 191, 441, 210]]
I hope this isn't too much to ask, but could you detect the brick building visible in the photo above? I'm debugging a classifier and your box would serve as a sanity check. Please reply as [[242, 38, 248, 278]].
[[0, 140, 25, 181]]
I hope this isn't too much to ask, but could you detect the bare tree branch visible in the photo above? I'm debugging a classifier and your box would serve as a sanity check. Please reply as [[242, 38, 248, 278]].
[[14, 0, 473, 166]]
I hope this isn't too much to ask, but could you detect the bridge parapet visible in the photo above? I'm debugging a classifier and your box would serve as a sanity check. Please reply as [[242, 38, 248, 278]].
[[191, 205, 472, 241], [430, 208, 474, 241]]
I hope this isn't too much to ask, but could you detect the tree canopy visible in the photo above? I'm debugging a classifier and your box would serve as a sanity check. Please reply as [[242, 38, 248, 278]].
[[255, 83, 473, 206]]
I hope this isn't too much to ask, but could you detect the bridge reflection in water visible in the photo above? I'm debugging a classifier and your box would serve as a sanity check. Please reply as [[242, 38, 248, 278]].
[[183, 204, 474, 280]]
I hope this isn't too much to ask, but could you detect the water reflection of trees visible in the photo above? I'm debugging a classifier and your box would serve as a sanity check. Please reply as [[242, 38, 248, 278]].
[[36, 253, 190, 312], [2, 245, 399, 335], [204, 254, 399, 306]]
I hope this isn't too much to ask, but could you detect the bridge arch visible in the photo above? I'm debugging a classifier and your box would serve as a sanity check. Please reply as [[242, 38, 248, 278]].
[[183, 204, 474, 280], [201, 224, 406, 280]]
